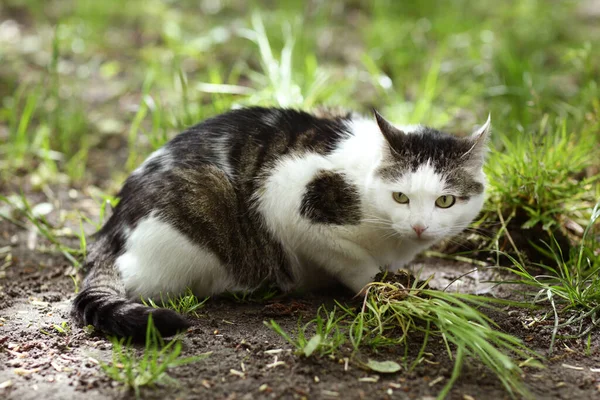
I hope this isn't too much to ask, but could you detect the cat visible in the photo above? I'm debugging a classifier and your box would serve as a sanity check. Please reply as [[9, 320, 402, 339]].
[[72, 106, 490, 339]]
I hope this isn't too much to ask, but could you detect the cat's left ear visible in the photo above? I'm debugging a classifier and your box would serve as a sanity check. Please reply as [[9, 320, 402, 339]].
[[462, 114, 491, 167], [372, 109, 405, 149]]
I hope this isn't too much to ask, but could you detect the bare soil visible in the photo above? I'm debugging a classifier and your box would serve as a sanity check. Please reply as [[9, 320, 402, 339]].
[[1, 193, 600, 400]]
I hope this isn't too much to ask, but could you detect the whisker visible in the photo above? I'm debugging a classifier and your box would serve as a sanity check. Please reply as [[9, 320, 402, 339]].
[[380, 230, 402, 241], [362, 213, 390, 221], [371, 226, 396, 235], [361, 219, 389, 224]]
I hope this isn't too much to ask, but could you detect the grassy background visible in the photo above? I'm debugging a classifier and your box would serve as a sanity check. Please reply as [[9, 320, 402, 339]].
[[2, 0, 599, 212], [1, 0, 599, 397], [2, 0, 597, 275], [3, 0, 598, 177]]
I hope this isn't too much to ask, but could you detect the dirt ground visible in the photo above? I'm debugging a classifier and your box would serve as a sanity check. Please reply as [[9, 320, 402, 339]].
[[1, 196, 600, 400]]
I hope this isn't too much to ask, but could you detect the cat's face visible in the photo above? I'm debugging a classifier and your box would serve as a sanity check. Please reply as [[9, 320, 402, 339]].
[[370, 162, 486, 243], [367, 112, 489, 243]]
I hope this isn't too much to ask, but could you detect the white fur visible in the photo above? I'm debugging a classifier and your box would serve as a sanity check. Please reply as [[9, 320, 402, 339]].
[[255, 117, 487, 292], [131, 147, 172, 176], [206, 135, 234, 178], [376, 162, 484, 241], [116, 213, 236, 298]]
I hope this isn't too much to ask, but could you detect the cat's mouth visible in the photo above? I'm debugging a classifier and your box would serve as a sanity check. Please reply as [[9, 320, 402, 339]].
[[410, 234, 435, 242]]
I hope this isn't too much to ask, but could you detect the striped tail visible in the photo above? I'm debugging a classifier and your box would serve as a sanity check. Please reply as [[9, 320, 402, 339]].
[[72, 264, 190, 340]]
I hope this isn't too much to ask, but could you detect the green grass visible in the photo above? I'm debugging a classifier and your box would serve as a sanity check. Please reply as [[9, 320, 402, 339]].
[[1, 0, 599, 398], [354, 285, 540, 399], [485, 117, 599, 238], [100, 315, 210, 398], [267, 278, 540, 399], [502, 202, 600, 352], [52, 321, 71, 335], [0, 193, 86, 269], [266, 305, 347, 358], [141, 288, 209, 318]]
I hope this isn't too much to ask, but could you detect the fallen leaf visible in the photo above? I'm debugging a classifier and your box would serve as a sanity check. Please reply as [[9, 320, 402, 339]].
[[31, 202, 53, 217], [366, 359, 401, 373], [562, 363, 583, 370], [13, 367, 42, 376], [358, 375, 380, 383], [0, 380, 12, 389], [229, 369, 245, 378]]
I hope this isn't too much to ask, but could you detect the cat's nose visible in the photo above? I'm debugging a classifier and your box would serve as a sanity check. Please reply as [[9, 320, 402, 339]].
[[412, 224, 427, 237]]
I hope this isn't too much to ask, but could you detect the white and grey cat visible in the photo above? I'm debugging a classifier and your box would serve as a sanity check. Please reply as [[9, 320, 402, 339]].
[[73, 107, 490, 338]]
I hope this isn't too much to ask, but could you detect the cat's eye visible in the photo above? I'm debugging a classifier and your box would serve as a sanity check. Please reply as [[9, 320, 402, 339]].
[[392, 192, 409, 204], [435, 195, 456, 208]]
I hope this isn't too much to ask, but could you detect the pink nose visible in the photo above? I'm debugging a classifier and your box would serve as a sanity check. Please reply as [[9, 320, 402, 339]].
[[412, 224, 427, 237]]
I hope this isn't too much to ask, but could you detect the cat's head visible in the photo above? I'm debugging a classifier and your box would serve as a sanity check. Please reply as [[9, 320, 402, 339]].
[[367, 111, 490, 243]]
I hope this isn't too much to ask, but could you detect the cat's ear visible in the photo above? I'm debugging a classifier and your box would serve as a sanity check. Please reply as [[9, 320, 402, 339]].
[[373, 109, 406, 144], [461, 114, 491, 168]]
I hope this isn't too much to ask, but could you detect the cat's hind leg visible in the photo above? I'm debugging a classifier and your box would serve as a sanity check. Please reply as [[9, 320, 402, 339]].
[[115, 213, 236, 300], [117, 164, 289, 299]]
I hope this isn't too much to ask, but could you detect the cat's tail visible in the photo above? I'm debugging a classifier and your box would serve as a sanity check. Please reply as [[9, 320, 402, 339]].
[[72, 259, 190, 340]]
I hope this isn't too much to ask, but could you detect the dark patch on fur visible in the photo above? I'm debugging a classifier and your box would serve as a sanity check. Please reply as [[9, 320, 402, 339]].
[[300, 171, 362, 225], [142, 158, 164, 175]]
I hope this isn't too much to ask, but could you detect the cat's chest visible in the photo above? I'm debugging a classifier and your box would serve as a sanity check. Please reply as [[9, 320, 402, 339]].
[[333, 224, 401, 261]]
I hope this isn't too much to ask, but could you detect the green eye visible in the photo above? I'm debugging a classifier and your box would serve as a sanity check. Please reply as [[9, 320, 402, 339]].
[[393, 192, 409, 204], [435, 195, 456, 208]]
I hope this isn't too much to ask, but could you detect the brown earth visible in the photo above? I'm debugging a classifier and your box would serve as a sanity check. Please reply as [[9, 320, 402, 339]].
[[1, 195, 600, 400]]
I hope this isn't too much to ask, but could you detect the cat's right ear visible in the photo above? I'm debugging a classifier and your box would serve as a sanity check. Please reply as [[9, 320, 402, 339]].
[[460, 114, 491, 170], [372, 109, 405, 145], [467, 113, 491, 156]]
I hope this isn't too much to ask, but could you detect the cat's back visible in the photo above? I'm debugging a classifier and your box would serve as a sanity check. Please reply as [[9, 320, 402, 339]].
[[172, 106, 351, 146], [162, 107, 352, 178], [105, 106, 355, 236]]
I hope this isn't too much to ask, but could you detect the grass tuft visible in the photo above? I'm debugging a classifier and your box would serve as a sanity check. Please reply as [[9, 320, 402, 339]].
[[486, 117, 599, 236], [266, 305, 347, 358], [502, 201, 600, 352], [268, 279, 540, 399], [356, 283, 538, 399], [141, 288, 209, 318], [100, 314, 210, 398], [0, 193, 85, 268]]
